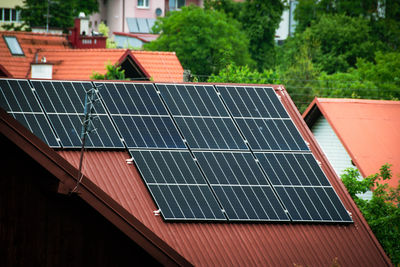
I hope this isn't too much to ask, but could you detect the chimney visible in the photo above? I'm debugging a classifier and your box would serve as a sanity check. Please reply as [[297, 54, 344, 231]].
[[68, 12, 106, 49], [31, 57, 53, 79]]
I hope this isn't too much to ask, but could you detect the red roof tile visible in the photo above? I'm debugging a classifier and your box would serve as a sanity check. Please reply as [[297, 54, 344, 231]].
[[0, 31, 70, 78], [0, 31, 184, 82], [51, 85, 390, 267], [36, 49, 183, 82], [303, 98, 400, 188]]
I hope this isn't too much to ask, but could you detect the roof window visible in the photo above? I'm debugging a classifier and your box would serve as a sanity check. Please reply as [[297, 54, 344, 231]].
[[3, 36, 24, 56]]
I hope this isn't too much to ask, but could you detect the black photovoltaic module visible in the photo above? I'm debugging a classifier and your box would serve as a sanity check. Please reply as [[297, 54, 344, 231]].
[[0, 78, 353, 223]]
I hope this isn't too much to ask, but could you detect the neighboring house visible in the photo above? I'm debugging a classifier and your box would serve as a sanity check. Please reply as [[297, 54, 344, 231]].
[[275, 0, 298, 43], [0, 80, 392, 266], [303, 98, 400, 189], [113, 31, 159, 49], [89, 0, 204, 39], [0, 0, 23, 30], [0, 30, 184, 82]]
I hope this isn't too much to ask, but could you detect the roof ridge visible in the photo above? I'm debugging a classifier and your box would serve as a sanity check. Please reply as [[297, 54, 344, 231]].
[[317, 97, 400, 104], [0, 30, 67, 37]]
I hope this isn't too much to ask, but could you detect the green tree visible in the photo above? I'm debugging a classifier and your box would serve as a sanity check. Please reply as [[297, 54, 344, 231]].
[[294, 0, 400, 50], [341, 164, 400, 264], [208, 64, 281, 84], [239, 0, 284, 70], [313, 51, 400, 100], [90, 62, 127, 80], [98, 22, 117, 49], [145, 5, 253, 79], [206, 0, 284, 71], [16, 0, 98, 31], [279, 32, 321, 112]]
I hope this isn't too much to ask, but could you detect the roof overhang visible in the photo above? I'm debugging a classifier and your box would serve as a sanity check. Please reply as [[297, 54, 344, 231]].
[[0, 108, 192, 267], [0, 64, 13, 78]]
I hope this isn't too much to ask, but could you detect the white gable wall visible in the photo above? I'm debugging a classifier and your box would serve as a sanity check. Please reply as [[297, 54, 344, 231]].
[[311, 115, 372, 199], [311, 116, 354, 176]]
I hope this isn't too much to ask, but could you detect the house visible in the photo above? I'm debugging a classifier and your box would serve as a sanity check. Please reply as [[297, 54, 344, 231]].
[[0, 31, 184, 82], [113, 31, 159, 48], [0, 0, 23, 30], [275, 0, 298, 43], [303, 98, 400, 189], [89, 0, 204, 39], [0, 79, 392, 266]]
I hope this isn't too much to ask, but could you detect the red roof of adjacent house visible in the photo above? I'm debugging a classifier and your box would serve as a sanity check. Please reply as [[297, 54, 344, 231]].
[[0, 31, 70, 78], [35, 49, 183, 82], [1, 83, 391, 266], [303, 98, 400, 188], [0, 31, 184, 82]]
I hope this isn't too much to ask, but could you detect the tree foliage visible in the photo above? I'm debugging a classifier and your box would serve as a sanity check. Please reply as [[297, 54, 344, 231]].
[[90, 62, 126, 80], [208, 64, 281, 84], [279, 14, 378, 74], [238, 0, 284, 70], [145, 5, 253, 79], [16, 0, 98, 31], [313, 51, 400, 100], [205, 0, 284, 71], [341, 164, 400, 264]]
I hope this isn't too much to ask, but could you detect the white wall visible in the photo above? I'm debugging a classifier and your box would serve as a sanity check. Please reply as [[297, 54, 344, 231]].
[[311, 116, 372, 199]]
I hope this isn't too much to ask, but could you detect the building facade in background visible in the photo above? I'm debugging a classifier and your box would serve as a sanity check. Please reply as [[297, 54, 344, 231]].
[[0, 0, 23, 30]]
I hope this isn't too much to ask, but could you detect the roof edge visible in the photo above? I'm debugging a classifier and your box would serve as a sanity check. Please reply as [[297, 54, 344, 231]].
[[0, 64, 13, 78], [0, 108, 192, 267], [118, 49, 152, 79], [291, 95, 392, 265], [303, 98, 369, 178]]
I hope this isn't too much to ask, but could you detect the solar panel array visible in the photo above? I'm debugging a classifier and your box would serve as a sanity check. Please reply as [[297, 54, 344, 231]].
[[0, 78, 353, 223]]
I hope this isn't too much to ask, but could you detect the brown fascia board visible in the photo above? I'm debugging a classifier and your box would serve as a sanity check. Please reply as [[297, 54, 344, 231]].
[[0, 108, 192, 267], [302, 97, 322, 128], [277, 89, 392, 266]]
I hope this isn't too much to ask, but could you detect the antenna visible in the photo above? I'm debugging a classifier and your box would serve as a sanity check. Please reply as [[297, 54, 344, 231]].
[[71, 85, 101, 193]]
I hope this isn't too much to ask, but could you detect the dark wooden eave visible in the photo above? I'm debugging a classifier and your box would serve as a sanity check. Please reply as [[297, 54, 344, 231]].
[[0, 108, 192, 267]]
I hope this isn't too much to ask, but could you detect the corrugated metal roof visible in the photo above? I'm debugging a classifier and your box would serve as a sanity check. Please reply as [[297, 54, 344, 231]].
[[55, 88, 391, 266], [303, 98, 400, 188]]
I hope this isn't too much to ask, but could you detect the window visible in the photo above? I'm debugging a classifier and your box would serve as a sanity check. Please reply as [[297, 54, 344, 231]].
[[3, 36, 24, 56], [0, 8, 21, 22], [169, 0, 185, 10], [137, 0, 149, 8]]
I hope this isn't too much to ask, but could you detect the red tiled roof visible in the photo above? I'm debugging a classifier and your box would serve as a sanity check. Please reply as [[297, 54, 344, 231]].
[[303, 98, 400, 188], [0, 31, 70, 78], [36, 49, 183, 82], [52, 85, 389, 266], [0, 31, 184, 82]]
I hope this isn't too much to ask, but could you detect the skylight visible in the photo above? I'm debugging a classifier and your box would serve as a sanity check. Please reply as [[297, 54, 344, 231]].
[[3, 36, 24, 56]]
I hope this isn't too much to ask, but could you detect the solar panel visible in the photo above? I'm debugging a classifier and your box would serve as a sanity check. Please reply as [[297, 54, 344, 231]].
[[97, 82, 185, 149], [31, 80, 124, 148], [1, 78, 352, 224], [0, 79, 60, 147], [194, 151, 289, 221], [156, 84, 247, 150], [130, 150, 226, 220], [217, 85, 309, 151], [255, 152, 352, 222]]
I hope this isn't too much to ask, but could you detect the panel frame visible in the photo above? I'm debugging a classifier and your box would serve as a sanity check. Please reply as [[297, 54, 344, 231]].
[[0, 78, 61, 148], [31, 80, 124, 149]]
